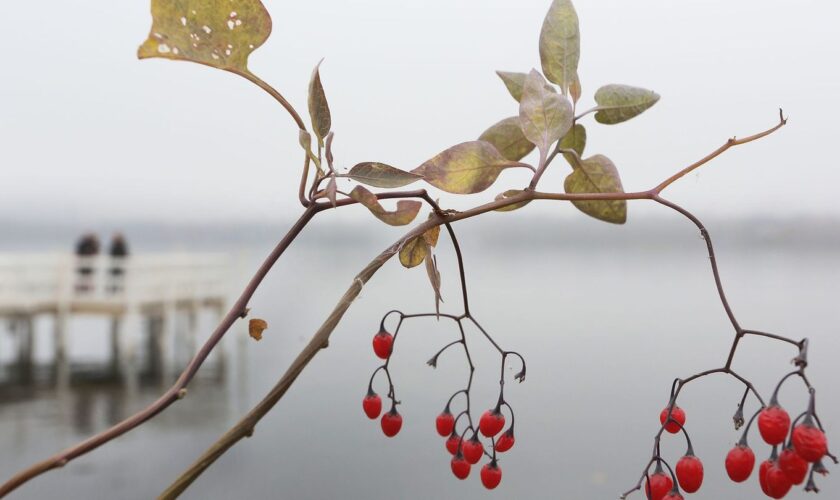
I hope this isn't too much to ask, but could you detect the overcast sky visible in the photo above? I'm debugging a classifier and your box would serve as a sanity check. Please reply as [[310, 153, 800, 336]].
[[2, 0, 839, 225]]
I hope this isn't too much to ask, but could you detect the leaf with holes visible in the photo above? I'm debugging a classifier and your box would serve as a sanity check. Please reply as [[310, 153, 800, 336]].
[[349, 186, 421, 226], [593, 84, 660, 124], [308, 60, 331, 144], [138, 0, 271, 72], [400, 236, 428, 269], [564, 154, 627, 224], [520, 70, 573, 158], [494, 190, 531, 213], [479, 117, 536, 162], [347, 163, 423, 189], [539, 0, 580, 93], [559, 124, 586, 164], [413, 141, 530, 195]]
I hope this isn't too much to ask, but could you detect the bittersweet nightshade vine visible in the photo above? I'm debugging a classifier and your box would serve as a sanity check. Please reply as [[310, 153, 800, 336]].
[[1, 0, 832, 498]]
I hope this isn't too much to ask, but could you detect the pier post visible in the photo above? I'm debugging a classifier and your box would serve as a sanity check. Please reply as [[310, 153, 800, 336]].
[[53, 309, 69, 389], [15, 315, 35, 383]]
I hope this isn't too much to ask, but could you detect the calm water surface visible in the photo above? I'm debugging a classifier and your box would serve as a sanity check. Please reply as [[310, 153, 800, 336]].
[[1, 218, 838, 499]]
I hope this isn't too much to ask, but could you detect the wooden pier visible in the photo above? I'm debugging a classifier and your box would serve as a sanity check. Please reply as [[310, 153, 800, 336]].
[[0, 252, 233, 388]]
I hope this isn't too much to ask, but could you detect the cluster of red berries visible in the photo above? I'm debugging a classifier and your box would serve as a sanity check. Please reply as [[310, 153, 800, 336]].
[[362, 329, 402, 437], [438, 405, 512, 489], [362, 312, 525, 492], [640, 378, 834, 500], [639, 406, 704, 500], [722, 393, 833, 498]]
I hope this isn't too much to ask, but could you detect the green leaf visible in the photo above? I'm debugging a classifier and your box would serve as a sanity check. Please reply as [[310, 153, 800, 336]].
[[559, 124, 586, 164], [519, 70, 573, 158], [347, 162, 423, 188], [593, 84, 660, 124], [138, 0, 271, 72], [399, 236, 428, 268], [308, 60, 331, 145], [494, 190, 531, 213], [496, 71, 527, 101], [496, 71, 557, 102], [539, 0, 580, 93], [479, 117, 536, 162], [564, 154, 627, 224], [413, 141, 530, 195], [349, 186, 422, 226]]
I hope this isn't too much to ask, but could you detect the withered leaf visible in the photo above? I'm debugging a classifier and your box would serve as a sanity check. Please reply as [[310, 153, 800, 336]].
[[347, 162, 423, 189], [349, 186, 421, 226], [249, 318, 268, 341], [425, 252, 443, 316], [479, 117, 536, 162], [138, 0, 271, 73], [413, 141, 530, 195], [564, 154, 627, 224], [399, 236, 428, 269]]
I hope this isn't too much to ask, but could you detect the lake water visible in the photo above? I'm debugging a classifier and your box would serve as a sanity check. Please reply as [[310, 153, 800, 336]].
[[1, 216, 838, 499]]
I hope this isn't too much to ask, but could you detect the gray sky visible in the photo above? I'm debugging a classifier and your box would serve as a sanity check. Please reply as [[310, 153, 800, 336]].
[[2, 0, 839, 225]]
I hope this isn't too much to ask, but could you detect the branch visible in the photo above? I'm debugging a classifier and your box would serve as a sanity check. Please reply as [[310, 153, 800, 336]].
[[2, 112, 786, 497], [652, 109, 787, 193]]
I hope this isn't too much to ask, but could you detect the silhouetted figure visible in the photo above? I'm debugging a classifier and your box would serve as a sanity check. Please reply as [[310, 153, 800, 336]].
[[107, 233, 129, 294], [74, 233, 100, 293]]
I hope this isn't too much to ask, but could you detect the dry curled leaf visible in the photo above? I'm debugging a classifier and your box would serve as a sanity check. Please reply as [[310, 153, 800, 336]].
[[249, 318, 268, 341], [349, 186, 422, 226]]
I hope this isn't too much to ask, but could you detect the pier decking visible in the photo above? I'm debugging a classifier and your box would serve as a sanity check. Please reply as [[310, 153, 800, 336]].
[[0, 252, 233, 387]]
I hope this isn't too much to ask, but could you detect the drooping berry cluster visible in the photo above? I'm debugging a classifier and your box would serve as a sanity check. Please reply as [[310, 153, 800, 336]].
[[623, 337, 835, 499], [361, 309, 525, 490]]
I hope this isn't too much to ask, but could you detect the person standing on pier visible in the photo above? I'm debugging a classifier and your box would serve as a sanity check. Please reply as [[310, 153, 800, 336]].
[[107, 233, 129, 294], [74, 233, 100, 293]]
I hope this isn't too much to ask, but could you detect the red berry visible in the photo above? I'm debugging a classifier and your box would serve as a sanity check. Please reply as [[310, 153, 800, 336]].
[[792, 422, 828, 463], [758, 459, 772, 496], [645, 471, 673, 500], [675, 455, 704, 493], [380, 408, 402, 437], [479, 409, 505, 437], [362, 393, 382, 419], [462, 435, 484, 465], [765, 462, 793, 499], [659, 406, 686, 434], [758, 406, 791, 445], [480, 461, 502, 490], [495, 429, 515, 453], [436, 411, 455, 437], [663, 492, 684, 500], [372, 330, 393, 359], [778, 446, 809, 485], [445, 433, 463, 455], [450, 454, 471, 480], [725, 444, 755, 482]]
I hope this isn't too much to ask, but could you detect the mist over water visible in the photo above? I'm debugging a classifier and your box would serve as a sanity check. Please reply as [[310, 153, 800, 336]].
[[1, 217, 838, 499]]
